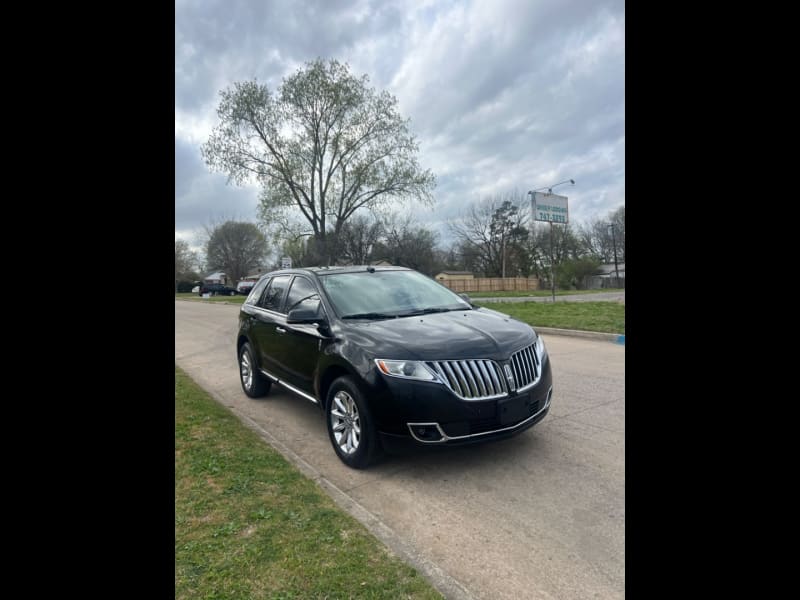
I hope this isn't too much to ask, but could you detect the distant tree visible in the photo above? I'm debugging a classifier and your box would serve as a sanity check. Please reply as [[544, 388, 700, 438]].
[[454, 240, 483, 274], [205, 221, 268, 284], [432, 243, 463, 275], [202, 58, 436, 264], [556, 257, 602, 289], [576, 205, 625, 264], [450, 192, 530, 277], [337, 214, 384, 265], [277, 233, 313, 268], [373, 215, 439, 275], [175, 240, 201, 281], [531, 222, 582, 289], [608, 205, 625, 263]]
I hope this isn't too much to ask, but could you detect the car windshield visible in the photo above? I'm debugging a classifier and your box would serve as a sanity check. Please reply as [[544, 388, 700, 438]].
[[320, 270, 471, 319]]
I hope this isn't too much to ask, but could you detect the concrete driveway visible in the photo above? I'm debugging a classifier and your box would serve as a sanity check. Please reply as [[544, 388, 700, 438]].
[[175, 300, 625, 600]]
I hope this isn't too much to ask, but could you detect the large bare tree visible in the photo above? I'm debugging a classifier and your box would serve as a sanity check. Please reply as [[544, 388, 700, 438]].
[[336, 214, 384, 265], [450, 192, 530, 277], [202, 59, 436, 264], [576, 205, 625, 263], [376, 214, 439, 275]]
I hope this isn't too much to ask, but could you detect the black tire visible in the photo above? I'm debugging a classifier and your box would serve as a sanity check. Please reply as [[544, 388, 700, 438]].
[[326, 376, 382, 469], [238, 342, 270, 398], [229, 290, 236, 296]]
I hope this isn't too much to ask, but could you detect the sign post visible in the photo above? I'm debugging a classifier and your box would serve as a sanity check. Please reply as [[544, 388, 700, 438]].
[[281, 256, 292, 270], [531, 192, 570, 303]]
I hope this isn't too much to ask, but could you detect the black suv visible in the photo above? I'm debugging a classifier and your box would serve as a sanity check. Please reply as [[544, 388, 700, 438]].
[[236, 266, 553, 469], [199, 283, 238, 296]]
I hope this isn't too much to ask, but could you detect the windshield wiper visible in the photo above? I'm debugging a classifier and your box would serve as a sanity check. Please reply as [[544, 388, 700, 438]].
[[341, 312, 397, 320], [403, 306, 469, 316]]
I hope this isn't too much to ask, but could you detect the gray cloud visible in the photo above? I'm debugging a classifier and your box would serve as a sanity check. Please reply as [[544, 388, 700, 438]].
[[176, 0, 624, 246], [175, 136, 260, 248]]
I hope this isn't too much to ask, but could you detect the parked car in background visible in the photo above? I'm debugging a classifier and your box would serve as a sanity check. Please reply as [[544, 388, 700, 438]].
[[237, 280, 256, 295], [236, 266, 553, 469], [199, 283, 238, 296], [191, 285, 200, 293]]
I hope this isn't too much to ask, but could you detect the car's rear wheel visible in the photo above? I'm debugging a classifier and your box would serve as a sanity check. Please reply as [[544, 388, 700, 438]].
[[239, 342, 270, 398], [229, 290, 236, 296], [326, 376, 381, 469]]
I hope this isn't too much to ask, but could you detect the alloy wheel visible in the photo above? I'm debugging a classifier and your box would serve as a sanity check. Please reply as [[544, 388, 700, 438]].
[[240, 351, 253, 390], [330, 391, 360, 454]]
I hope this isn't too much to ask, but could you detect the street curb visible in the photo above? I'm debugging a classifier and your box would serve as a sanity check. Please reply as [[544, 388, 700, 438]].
[[175, 298, 625, 343], [536, 326, 625, 344]]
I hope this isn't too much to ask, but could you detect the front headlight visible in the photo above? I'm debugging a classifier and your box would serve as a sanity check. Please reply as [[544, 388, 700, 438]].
[[375, 359, 436, 381], [535, 334, 547, 359]]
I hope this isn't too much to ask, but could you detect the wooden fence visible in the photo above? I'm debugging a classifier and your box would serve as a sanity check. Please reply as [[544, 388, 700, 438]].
[[439, 277, 540, 293]]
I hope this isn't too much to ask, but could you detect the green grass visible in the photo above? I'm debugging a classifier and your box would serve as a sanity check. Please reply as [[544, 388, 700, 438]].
[[176, 292, 247, 304], [477, 301, 625, 334], [467, 288, 624, 298], [175, 366, 442, 600]]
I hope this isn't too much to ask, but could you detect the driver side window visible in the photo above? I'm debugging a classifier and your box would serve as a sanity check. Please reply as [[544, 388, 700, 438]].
[[285, 276, 318, 312]]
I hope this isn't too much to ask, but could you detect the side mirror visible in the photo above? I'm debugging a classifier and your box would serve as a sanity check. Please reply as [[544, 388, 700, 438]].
[[287, 305, 326, 325]]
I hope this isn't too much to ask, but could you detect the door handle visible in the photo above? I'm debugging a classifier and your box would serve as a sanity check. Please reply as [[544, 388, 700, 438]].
[[276, 326, 287, 334]]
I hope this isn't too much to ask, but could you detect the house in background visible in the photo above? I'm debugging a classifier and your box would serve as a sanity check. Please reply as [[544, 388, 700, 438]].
[[595, 263, 625, 278], [244, 265, 272, 281], [435, 271, 474, 283], [203, 271, 227, 285], [585, 263, 625, 289]]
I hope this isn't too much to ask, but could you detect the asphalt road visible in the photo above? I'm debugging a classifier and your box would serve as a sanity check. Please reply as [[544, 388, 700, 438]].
[[175, 300, 625, 600]]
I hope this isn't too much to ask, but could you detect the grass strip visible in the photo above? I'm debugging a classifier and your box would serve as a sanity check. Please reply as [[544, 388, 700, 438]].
[[175, 366, 442, 599]]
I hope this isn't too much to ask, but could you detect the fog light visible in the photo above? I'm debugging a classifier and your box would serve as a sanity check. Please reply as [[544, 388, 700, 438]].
[[408, 423, 444, 442]]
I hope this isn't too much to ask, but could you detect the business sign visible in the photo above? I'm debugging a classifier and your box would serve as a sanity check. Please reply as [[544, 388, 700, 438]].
[[281, 256, 292, 269], [532, 192, 569, 224]]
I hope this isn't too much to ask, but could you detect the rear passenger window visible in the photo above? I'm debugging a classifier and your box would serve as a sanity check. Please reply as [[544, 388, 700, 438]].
[[245, 277, 270, 306], [259, 275, 291, 312]]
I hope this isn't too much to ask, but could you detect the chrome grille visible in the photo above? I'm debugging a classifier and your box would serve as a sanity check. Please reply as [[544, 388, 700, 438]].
[[427, 359, 508, 400], [509, 342, 541, 391]]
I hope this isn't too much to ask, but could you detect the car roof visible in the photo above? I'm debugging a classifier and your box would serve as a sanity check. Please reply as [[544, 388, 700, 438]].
[[260, 265, 412, 278]]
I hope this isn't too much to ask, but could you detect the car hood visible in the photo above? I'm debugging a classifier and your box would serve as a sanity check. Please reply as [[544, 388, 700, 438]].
[[340, 308, 534, 361]]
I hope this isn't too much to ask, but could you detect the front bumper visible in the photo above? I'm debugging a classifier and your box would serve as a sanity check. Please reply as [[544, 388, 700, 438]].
[[371, 356, 553, 448]]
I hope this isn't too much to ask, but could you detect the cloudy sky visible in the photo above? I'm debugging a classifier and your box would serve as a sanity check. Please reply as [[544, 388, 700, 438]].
[[176, 0, 624, 252]]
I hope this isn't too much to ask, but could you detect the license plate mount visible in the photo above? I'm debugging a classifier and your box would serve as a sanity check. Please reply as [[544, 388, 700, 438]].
[[497, 395, 530, 426]]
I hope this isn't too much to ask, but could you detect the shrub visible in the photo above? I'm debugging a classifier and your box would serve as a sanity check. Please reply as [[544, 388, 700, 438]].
[[176, 280, 198, 293]]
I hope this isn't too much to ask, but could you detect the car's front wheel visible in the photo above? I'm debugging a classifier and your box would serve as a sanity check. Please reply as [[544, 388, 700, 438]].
[[229, 290, 236, 296], [239, 342, 270, 398], [326, 376, 381, 469]]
